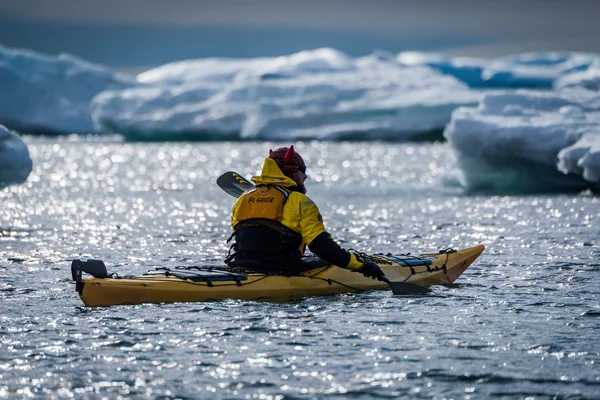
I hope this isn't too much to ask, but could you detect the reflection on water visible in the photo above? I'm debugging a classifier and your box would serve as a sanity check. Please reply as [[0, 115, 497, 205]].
[[1, 137, 598, 398]]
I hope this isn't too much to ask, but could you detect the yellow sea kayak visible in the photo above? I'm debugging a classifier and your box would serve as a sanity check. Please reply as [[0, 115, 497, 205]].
[[72, 245, 484, 307]]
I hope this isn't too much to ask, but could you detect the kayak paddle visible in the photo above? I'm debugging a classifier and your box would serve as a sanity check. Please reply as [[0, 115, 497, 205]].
[[380, 276, 431, 295], [216, 171, 430, 296], [216, 171, 254, 198]]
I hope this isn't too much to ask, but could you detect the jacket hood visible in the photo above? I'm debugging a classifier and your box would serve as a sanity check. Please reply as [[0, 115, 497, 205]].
[[251, 158, 297, 187]]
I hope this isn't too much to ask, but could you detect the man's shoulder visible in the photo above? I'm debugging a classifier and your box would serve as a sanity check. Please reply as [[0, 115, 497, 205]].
[[288, 191, 318, 207]]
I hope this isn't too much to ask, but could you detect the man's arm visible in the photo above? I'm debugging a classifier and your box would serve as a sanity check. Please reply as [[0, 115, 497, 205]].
[[296, 196, 363, 270], [307, 231, 363, 270]]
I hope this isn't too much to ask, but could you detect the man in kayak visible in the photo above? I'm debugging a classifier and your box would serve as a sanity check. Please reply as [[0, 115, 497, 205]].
[[226, 145, 385, 280]]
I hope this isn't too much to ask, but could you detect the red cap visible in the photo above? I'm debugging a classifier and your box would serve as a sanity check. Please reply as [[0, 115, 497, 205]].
[[269, 145, 305, 172]]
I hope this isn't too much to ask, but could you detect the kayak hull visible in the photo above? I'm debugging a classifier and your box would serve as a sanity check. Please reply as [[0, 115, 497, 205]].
[[75, 245, 484, 307]]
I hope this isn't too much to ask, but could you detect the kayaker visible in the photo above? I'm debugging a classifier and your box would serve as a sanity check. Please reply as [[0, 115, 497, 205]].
[[226, 145, 385, 280]]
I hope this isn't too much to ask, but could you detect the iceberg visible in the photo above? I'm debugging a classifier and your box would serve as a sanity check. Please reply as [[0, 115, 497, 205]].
[[3, 42, 600, 145], [558, 133, 600, 183], [397, 52, 492, 88], [398, 51, 600, 89], [445, 88, 600, 193], [137, 48, 357, 86], [0, 44, 137, 134], [555, 63, 600, 91], [92, 48, 479, 141], [0, 125, 32, 189]]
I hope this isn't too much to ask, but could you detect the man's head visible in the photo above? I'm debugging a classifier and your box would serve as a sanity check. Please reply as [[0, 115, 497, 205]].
[[269, 145, 307, 193], [269, 145, 306, 175]]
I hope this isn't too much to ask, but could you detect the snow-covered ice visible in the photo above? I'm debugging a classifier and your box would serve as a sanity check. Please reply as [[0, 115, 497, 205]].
[[0, 125, 32, 189], [555, 62, 600, 91], [2, 42, 600, 194], [398, 51, 600, 89], [558, 132, 600, 183], [2, 42, 600, 148], [445, 89, 600, 192], [0, 45, 136, 134], [137, 48, 358, 86], [92, 48, 480, 140]]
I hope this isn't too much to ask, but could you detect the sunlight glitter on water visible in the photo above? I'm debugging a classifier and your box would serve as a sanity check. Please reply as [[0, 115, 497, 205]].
[[0, 138, 599, 398]]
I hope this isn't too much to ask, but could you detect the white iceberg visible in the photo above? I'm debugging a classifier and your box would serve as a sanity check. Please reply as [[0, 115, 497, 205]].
[[137, 47, 357, 86], [398, 51, 600, 89], [0, 125, 32, 189], [92, 48, 479, 141], [397, 52, 492, 88], [5, 43, 600, 145], [558, 132, 600, 183], [555, 62, 600, 91], [445, 88, 600, 193], [0, 44, 137, 134]]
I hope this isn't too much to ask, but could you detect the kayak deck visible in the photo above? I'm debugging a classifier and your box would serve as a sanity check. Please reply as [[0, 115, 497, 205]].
[[73, 245, 484, 307]]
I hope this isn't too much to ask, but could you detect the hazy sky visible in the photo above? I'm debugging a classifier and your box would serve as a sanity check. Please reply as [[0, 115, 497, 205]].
[[2, 0, 599, 66], [4, 0, 600, 35]]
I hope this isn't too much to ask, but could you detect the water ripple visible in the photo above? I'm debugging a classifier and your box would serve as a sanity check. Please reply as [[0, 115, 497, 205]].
[[0, 140, 598, 398]]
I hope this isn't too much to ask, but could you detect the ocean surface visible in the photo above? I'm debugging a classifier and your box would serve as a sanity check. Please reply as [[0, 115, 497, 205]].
[[1, 137, 599, 399]]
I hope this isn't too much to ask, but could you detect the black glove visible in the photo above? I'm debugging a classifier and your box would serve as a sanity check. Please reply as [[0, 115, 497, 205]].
[[358, 259, 385, 280]]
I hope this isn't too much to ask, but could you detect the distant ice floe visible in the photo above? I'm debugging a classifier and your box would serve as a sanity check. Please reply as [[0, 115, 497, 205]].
[[3, 41, 600, 153], [0, 44, 136, 134], [555, 62, 600, 91], [92, 48, 479, 141], [0, 125, 32, 189], [558, 133, 600, 183], [398, 51, 600, 89], [137, 48, 358, 86], [445, 89, 600, 193]]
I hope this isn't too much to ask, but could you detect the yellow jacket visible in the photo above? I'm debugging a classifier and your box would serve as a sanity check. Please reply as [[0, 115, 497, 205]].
[[231, 158, 363, 270]]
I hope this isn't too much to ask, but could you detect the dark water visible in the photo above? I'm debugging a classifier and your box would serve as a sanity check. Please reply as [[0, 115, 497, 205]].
[[1, 137, 599, 398]]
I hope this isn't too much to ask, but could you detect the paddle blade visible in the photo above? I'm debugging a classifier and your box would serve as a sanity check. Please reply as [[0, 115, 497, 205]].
[[216, 171, 255, 198], [387, 281, 431, 295]]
